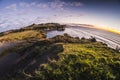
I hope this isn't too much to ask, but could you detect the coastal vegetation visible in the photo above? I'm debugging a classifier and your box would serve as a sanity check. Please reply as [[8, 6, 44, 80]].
[[0, 30, 46, 42], [0, 23, 119, 80]]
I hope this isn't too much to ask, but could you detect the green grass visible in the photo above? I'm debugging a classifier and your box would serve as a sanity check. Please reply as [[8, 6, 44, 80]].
[[0, 30, 46, 42], [31, 42, 120, 80], [0, 30, 46, 59], [0, 33, 120, 80]]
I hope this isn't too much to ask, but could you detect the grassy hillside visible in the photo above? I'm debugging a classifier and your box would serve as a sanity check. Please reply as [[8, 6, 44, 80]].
[[35, 43, 120, 80], [0, 23, 65, 42], [0, 30, 46, 42], [1, 34, 119, 80], [0, 23, 65, 37], [0, 23, 120, 80], [23, 23, 65, 31]]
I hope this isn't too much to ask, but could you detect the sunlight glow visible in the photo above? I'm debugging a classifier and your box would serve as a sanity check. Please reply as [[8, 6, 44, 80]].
[[93, 25, 120, 34]]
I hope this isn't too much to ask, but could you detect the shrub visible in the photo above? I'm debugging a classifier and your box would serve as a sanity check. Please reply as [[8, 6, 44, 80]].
[[89, 36, 97, 42]]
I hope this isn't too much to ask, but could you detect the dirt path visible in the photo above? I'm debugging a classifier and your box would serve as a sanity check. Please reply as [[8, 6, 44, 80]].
[[0, 41, 22, 54], [0, 41, 25, 76], [0, 53, 20, 76]]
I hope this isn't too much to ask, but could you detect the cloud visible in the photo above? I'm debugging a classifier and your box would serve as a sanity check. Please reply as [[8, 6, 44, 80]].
[[19, 2, 37, 8], [19, 2, 49, 9], [36, 3, 49, 9], [5, 4, 17, 11], [1, 0, 84, 32], [18, 0, 65, 10], [48, 0, 83, 11], [49, 0, 65, 10], [5, 0, 83, 12], [71, 2, 83, 7]]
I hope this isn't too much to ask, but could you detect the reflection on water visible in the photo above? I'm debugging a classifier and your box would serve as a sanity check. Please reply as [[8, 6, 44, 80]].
[[47, 27, 120, 49], [47, 27, 90, 38]]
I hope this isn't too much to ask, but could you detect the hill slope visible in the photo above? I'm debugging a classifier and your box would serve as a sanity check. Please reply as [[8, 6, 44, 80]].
[[0, 23, 119, 80]]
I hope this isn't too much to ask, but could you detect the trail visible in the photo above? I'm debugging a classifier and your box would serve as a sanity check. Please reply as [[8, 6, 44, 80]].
[[0, 25, 120, 77], [0, 41, 24, 54], [0, 41, 24, 76]]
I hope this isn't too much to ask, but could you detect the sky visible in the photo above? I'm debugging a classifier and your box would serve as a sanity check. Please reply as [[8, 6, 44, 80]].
[[0, 0, 120, 32]]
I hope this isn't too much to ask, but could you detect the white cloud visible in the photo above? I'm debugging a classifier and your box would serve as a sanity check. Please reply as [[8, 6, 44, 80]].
[[36, 3, 49, 9], [18, 0, 83, 10], [5, 4, 17, 11], [19, 2, 38, 8], [72, 2, 83, 7], [1, 0, 84, 32], [5, 0, 83, 11], [49, 0, 65, 10], [19, 0, 65, 10], [19, 2, 30, 8], [30, 2, 36, 6]]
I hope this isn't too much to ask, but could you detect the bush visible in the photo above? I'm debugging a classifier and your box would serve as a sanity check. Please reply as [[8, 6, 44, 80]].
[[51, 33, 80, 43], [89, 36, 97, 42]]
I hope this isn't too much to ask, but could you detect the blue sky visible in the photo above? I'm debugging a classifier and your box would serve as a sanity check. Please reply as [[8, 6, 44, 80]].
[[0, 0, 120, 32]]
